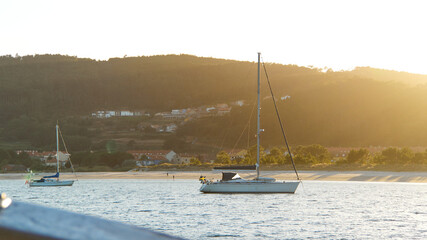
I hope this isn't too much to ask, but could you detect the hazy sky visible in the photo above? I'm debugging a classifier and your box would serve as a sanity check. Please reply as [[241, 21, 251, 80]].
[[1, 0, 426, 74]]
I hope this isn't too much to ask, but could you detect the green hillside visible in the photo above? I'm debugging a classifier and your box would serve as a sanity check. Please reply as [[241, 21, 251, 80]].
[[1, 54, 427, 151]]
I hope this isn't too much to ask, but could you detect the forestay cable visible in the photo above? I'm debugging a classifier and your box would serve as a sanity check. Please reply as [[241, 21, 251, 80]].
[[261, 59, 300, 180]]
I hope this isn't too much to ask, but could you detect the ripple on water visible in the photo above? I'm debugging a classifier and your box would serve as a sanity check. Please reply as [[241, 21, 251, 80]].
[[135, 210, 152, 213], [205, 234, 242, 238], [3, 179, 426, 240]]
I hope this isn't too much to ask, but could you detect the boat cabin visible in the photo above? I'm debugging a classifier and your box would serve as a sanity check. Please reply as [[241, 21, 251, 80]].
[[221, 172, 242, 181]]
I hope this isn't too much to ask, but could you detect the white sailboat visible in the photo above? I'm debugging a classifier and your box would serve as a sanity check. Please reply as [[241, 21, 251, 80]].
[[28, 124, 74, 187], [200, 53, 300, 193]]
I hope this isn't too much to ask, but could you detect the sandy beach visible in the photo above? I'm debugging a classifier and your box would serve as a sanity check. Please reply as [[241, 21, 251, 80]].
[[1, 171, 426, 183]]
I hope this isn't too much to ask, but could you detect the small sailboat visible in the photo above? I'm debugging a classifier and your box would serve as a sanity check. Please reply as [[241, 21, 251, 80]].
[[27, 124, 75, 187], [200, 53, 300, 193]]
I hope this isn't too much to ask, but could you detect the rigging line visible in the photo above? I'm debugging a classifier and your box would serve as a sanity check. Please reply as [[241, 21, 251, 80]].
[[218, 114, 234, 151], [261, 59, 300, 181], [231, 119, 249, 153], [247, 118, 250, 149], [230, 99, 257, 153], [247, 99, 258, 149], [58, 126, 79, 181]]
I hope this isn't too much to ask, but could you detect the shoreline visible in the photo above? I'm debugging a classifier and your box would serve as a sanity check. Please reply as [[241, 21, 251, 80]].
[[1, 170, 426, 183]]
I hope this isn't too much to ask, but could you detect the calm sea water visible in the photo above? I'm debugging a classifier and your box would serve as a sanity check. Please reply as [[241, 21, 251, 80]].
[[2, 179, 426, 239]]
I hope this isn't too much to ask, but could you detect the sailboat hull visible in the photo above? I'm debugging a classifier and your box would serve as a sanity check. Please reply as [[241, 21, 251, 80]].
[[29, 180, 74, 187], [200, 181, 299, 193]]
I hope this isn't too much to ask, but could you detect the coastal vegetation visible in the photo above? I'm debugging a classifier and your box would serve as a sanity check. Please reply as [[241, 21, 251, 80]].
[[1, 145, 425, 173], [0, 54, 426, 172], [212, 145, 427, 171]]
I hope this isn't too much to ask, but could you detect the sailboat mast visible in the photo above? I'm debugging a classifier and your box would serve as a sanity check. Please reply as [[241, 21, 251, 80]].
[[56, 123, 59, 173], [256, 52, 261, 179]]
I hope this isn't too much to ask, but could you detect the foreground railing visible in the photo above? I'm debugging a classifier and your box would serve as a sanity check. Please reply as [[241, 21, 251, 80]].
[[0, 193, 183, 240]]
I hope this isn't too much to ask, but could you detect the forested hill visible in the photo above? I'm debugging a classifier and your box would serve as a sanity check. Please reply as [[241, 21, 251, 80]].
[[351, 67, 427, 86], [0, 54, 283, 119], [1, 54, 427, 147]]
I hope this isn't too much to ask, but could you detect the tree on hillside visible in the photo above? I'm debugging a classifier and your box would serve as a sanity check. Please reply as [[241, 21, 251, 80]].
[[215, 151, 231, 164], [346, 149, 369, 164], [294, 144, 330, 165], [374, 147, 418, 165], [263, 147, 285, 165], [413, 150, 427, 164], [190, 157, 201, 165], [398, 147, 415, 164], [243, 145, 266, 165], [380, 147, 400, 165]]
